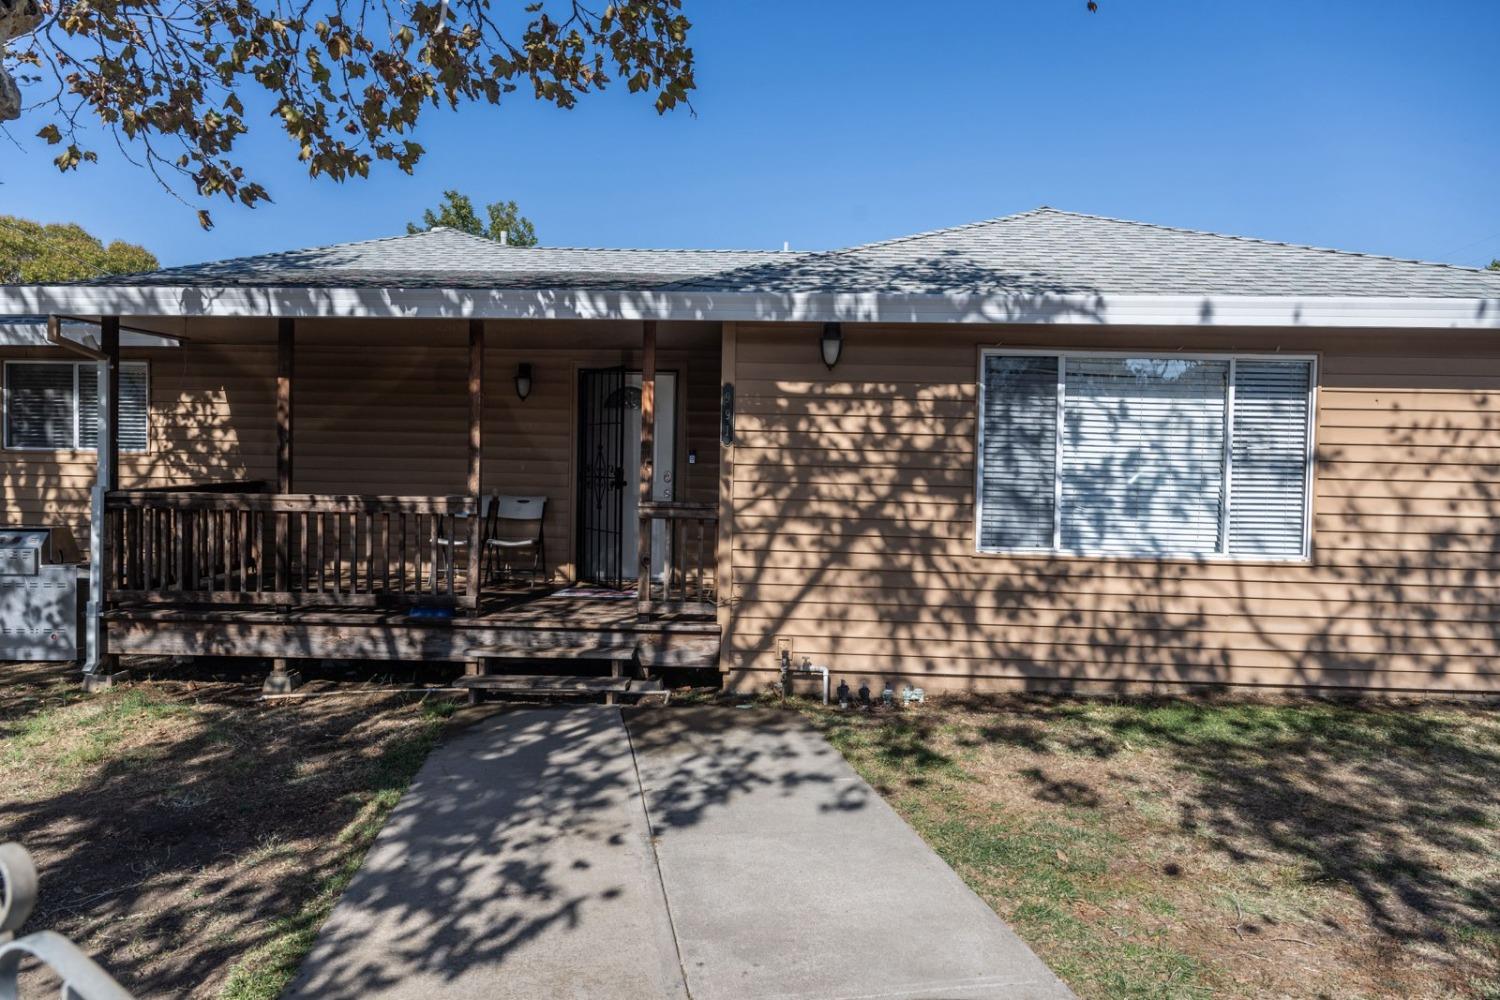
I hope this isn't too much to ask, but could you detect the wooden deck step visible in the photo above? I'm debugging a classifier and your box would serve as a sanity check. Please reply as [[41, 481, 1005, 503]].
[[470, 644, 638, 664], [630, 678, 669, 706], [454, 672, 664, 705], [454, 674, 632, 693]]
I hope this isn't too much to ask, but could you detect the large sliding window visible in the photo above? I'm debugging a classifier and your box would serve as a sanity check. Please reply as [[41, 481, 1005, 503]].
[[4, 361, 150, 452], [977, 351, 1314, 560]]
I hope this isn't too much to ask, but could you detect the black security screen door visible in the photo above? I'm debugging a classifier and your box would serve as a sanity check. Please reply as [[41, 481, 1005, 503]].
[[578, 367, 628, 587]]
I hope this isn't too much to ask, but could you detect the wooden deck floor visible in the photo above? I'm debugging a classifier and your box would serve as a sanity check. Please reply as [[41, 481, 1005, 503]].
[[105, 587, 722, 670]]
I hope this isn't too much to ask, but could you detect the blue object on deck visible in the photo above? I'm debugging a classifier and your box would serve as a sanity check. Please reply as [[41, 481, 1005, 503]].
[[407, 606, 454, 620]]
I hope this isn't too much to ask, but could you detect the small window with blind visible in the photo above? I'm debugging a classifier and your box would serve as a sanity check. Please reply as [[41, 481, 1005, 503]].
[[976, 350, 1314, 560], [4, 361, 150, 452]]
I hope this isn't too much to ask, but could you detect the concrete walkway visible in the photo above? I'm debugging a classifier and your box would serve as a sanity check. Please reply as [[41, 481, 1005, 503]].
[[287, 706, 1073, 1000]]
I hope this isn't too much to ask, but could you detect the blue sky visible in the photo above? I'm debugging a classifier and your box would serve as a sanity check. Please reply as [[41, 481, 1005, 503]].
[[4, 0, 1497, 268]]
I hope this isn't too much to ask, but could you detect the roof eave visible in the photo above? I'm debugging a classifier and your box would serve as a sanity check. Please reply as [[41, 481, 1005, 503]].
[[0, 314, 183, 348], [4, 284, 1499, 329]]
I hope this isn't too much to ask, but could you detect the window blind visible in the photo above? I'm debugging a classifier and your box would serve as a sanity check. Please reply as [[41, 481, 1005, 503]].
[[978, 355, 1057, 550], [5, 364, 76, 449], [5, 361, 149, 452], [78, 363, 150, 452], [1060, 357, 1228, 555], [1227, 361, 1311, 557]]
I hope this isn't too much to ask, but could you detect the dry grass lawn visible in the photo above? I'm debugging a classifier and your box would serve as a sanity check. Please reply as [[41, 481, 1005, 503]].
[[0, 660, 458, 999], [798, 695, 1500, 1000], [4, 661, 1496, 1000]]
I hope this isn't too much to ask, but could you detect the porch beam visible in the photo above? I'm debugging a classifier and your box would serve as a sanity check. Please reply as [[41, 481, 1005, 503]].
[[466, 319, 484, 604], [636, 320, 657, 617]]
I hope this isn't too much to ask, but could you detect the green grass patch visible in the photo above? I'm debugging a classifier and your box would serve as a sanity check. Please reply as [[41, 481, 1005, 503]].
[[798, 695, 1500, 999], [799, 699, 1216, 999], [3, 686, 190, 778], [1039, 698, 1499, 764], [927, 803, 1209, 999]]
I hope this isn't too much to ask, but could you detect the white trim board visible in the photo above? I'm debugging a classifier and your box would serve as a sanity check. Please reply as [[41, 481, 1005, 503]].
[[0, 317, 180, 349], [1, 286, 1499, 328]]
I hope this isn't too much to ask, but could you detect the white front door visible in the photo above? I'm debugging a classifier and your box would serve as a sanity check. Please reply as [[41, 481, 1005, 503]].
[[621, 371, 676, 584]]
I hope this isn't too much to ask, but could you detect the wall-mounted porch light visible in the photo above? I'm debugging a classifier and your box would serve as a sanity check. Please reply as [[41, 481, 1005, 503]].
[[514, 363, 533, 401], [820, 323, 843, 370]]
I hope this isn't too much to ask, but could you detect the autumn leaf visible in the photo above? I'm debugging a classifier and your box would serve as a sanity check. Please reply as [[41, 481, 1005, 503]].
[[16, 1, 695, 222]]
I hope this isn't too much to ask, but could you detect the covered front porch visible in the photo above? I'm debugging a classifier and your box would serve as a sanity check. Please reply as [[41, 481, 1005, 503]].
[[81, 316, 726, 682]]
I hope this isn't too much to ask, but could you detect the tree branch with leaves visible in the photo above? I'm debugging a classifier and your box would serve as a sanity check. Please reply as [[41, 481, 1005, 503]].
[[409, 190, 536, 244], [2, 0, 693, 228]]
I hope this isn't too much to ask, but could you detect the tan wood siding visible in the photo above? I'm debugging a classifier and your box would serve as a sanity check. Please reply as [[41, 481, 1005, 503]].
[[1, 333, 277, 537], [722, 323, 1500, 695]]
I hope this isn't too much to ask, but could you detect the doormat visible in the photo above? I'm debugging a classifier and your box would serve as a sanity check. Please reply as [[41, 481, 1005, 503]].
[[552, 586, 636, 599]]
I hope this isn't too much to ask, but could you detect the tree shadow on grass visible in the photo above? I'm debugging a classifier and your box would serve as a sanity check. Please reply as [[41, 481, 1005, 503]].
[[959, 696, 1500, 950], [3, 670, 871, 999], [0, 661, 453, 997], [810, 708, 963, 794]]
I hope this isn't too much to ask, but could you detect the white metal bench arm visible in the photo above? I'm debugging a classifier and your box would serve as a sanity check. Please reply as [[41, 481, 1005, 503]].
[[0, 843, 135, 1000]]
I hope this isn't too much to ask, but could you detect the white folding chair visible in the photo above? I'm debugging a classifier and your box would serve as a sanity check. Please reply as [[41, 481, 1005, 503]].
[[483, 495, 547, 587]]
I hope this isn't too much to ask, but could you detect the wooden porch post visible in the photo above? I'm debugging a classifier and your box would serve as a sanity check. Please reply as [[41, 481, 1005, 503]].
[[715, 321, 736, 664], [636, 321, 657, 618], [266, 318, 300, 692], [466, 319, 485, 615], [276, 318, 294, 493], [275, 318, 293, 597], [83, 316, 125, 689]]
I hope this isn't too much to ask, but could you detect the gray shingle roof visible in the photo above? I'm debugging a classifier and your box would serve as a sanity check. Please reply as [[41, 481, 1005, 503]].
[[671, 208, 1500, 299], [83, 208, 1500, 301], [95, 227, 807, 291]]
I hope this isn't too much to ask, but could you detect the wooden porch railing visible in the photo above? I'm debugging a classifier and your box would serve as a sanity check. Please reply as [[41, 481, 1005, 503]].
[[637, 501, 719, 617], [103, 491, 479, 608], [126, 479, 269, 494]]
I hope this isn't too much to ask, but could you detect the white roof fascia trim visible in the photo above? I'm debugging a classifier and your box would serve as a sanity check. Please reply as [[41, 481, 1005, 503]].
[[0, 317, 180, 348], [5, 286, 1500, 329]]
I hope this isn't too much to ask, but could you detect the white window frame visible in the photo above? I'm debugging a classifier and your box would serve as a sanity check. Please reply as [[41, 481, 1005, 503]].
[[975, 348, 1317, 562], [3, 359, 151, 454]]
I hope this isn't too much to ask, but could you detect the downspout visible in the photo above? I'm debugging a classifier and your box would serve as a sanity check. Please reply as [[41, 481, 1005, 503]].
[[45, 318, 112, 678], [84, 356, 112, 677], [48, 315, 181, 682]]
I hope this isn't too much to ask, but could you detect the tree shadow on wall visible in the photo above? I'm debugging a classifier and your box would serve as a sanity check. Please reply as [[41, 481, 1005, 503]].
[[724, 312, 1500, 952]]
